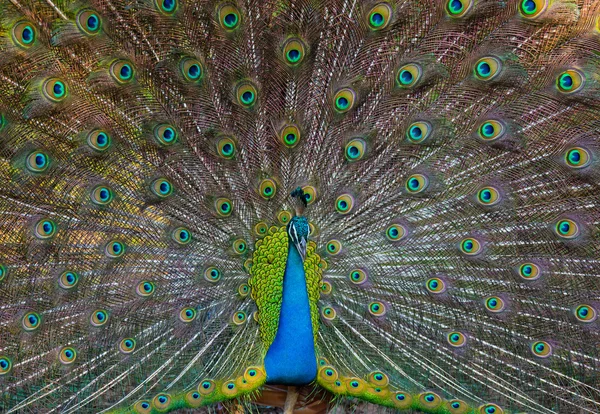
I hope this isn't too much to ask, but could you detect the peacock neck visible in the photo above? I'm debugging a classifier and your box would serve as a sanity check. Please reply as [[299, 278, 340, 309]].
[[263, 240, 317, 384]]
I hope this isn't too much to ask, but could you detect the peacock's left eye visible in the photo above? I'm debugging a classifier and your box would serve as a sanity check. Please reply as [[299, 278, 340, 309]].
[[0, 357, 12, 375], [445, 0, 473, 17], [105, 241, 125, 258], [474, 57, 501, 81], [335, 194, 354, 214], [218, 4, 241, 30], [91, 309, 109, 326], [519, 0, 547, 18], [283, 38, 306, 66], [151, 178, 174, 198], [215, 198, 233, 217], [216, 136, 236, 159], [179, 307, 197, 322], [155, 0, 177, 14], [477, 120, 505, 141], [59, 271, 79, 289], [153, 124, 178, 146], [531, 340, 552, 358], [556, 69, 584, 94], [396, 63, 422, 88], [460, 237, 481, 255], [236, 82, 257, 107], [259, 179, 277, 200], [447, 331, 466, 348], [59, 347, 77, 364], [574, 304, 596, 323], [333, 88, 356, 113], [180, 58, 203, 82], [367, 3, 392, 30], [405, 174, 428, 194], [76, 10, 102, 35], [345, 138, 366, 161], [368, 301, 386, 316], [232, 238, 247, 254], [554, 219, 579, 239], [325, 239, 342, 255], [476, 186, 500, 206], [110, 60, 135, 84], [12, 21, 36, 48], [406, 121, 431, 143], [564, 147, 591, 169], [232, 311, 247, 325], [87, 129, 112, 152], [321, 306, 336, 320], [119, 338, 136, 354], [22, 311, 41, 331], [172, 227, 191, 245], [419, 392, 442, 408], [426, 277, 446, 294], [478, 403, 504, 414], [43, 78, 68, 102], [26, 150, 50, 173], [484, 296, 505, 313], [136, 281, 155, 297], [153, 393, 171, 410], [91, 185, 114, 206], [35, 219, 57, 239], [204, 267, 221, 283]]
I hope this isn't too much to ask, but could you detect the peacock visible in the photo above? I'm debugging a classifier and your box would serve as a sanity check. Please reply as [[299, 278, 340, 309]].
[[0, 0, 599, 413]]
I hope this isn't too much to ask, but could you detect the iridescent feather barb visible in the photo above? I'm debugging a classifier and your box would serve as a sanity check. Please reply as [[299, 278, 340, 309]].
[[0, 0, 600, 413]]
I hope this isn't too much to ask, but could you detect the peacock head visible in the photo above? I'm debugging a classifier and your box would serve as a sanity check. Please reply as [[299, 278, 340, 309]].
[[288, 187, 310, 260]]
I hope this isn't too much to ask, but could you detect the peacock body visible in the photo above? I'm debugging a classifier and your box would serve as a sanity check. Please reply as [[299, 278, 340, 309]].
[[0, 0, 600, 413]]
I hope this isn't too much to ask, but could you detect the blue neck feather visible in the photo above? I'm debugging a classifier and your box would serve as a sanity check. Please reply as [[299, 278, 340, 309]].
[[264, 241, 317, 384]]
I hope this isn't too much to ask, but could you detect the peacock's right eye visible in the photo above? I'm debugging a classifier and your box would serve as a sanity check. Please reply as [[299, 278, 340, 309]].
[[91, 185, 114, 206], [109, 60, 135, 84], [564, 147, 591, 169], [397, 63, 422, 88], [119, 338, 136, 354], [87, 129, 112, 152], [367, 3, 392, 30], [218, 4, 241, 30], [333, 88, 356, 113], [76, 10, 102, 35], [406, 121, 431, 143], [151, 178, 174, 198], [12, 21, 36, 48], [474, 57, 502, 81], [26, 150, 50, 172], [446, 0, 473, 17], [519, 0, 547, 18], [153, 124, 178, 146], [477, 120, 505, 141]]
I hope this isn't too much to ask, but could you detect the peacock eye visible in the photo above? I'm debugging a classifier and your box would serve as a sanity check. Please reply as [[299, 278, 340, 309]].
[[367, 3, 392, 30], [151, 178, 174, 198], [179, 307, 197, 322], [368, 371, 389, 386], [186, 390, 202, 406], [136, 281, 155, 297], [76, 10, 102, 35], [34, 219, 57, 239], [280, 125, 300, 148], [574, 304, 597, 323], [109, 60, 135, 84], [238, 283, 250, 296], [90, 309, 109, 326], [426, 277, 446, 294], [564, 147, 591, 169], [283, 38, 306, 66], [479, 403, 504, 414], [0, 357, 12, 375], [0, 264, 6, 283], [445, 0, 473, 17], [216, 136, 236, 159], [243, 366, 265, 382], [335, 194, 354, 214], [447, 331, 466, 347], [43, 78, 68, 102], [301, 186, 317, 205], [232, 238, 247, 254], [236, 82, 257, 107], [254, 221, 268, 236], [368, 301, 386, 316], [218, 4, 241, 30], [153, 124, 178, 146], [153, 394, 171, 410], [259, 179, 277, 200], [556, 69, 584, 94], [386, 223, 406, 241], [325, 240, 342, 255], [22, 311, 41, 331], [406, 121, 431, 143], [87, 129, 112, 152], [155, 0, 177, 14], [134, 401, 151, 413], [345, 138, 366, 161], [180, 57, 203, 82], [519, 0, 547, 18], [12, 21, 36, 48], [321, 306, 337, 320], [105, 240, 125, 258], [204, 267, 221, 283], [554, 219, 579, 239], [26, 151, 50, 173], [405, 173, 429, 194], [349, 269, 367, 285], [59, 347, 77, 364], [484, 296, 505, 313], [214, 197, 233, 217], [474, 57, 502, 81], [477, 120, 505, 141], [119, 338, 136, 354], [321, 281, 332, 295], [333, 88, 356, 113], [531, 341, 552, 358], [91, 185, 114, 206], [419, 392, 442, 408], [396, 63, 422, 88], [518, 263, 541, 281], [476, 186, 500, 206], [460, 237, 481, 255], [172, 227, 191, 245], [59, 271, 79, 289], [232, 311, 247, 325]]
